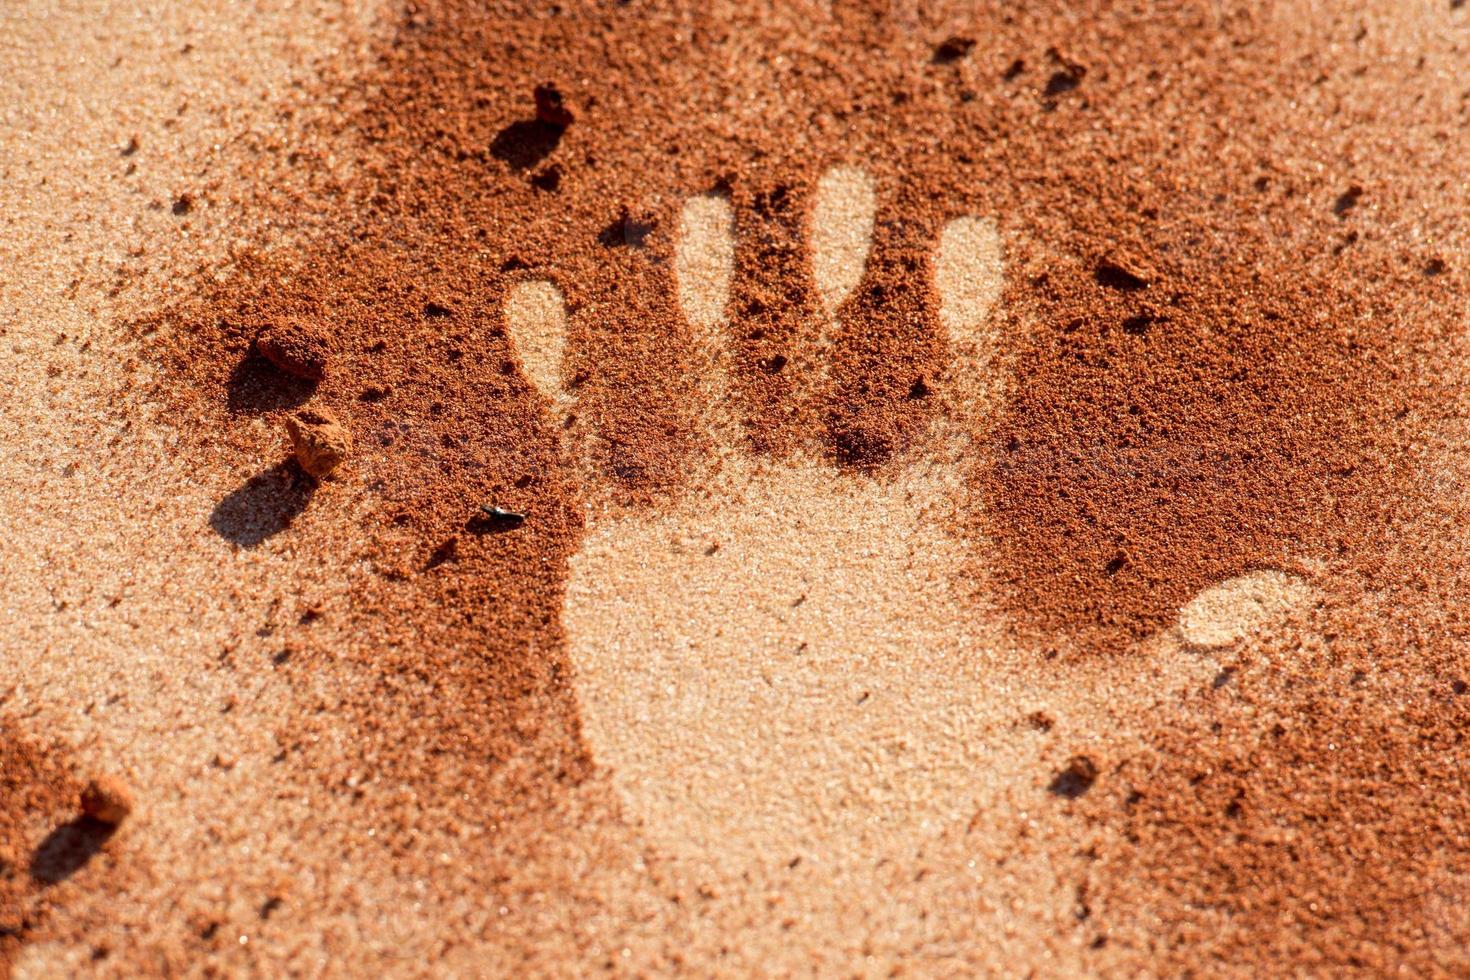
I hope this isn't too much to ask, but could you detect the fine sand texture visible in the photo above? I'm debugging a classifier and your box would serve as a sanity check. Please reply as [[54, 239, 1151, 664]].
[[6, 0, 1470, 976]]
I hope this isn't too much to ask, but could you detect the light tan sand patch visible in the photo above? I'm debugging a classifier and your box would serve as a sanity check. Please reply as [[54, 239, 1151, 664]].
[[1177, 569, 1313, 648], [810, 166, 876, 312], [566, 458, 1006, 868], [505, 279, 570, 412], [936, 215, 1004, 335], [675, 192, 735, 339]]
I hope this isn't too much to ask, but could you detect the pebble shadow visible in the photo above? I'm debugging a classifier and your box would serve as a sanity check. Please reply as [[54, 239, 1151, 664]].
[[489, 120, 564, 170], [227, 351, 316, 416], [30, 817, 116, 885], [210, 461, 315, 548]]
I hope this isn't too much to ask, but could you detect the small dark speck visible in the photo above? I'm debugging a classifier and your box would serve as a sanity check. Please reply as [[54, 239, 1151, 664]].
[[424, 302, 453, 318], [1425, 258, 1447, 276], [1333, 184, 1363, 216], [1044, 70, 1082, 96], [1003, 58, 1026, 81], [598, 210, 655, 248], [120, 137, 139, 157], [171, 194, 193, 215], [1042, 50, 1086, 98], [1454, 679, 1467, 695], [1049, 755, 1098, 798], [933, 36, 975, 63], [1104, 554, 1127, 577], [425, 537, 459, 569]]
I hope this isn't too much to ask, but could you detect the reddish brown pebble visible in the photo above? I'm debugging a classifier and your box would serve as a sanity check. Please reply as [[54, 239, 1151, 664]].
[[533, 83, 574, 127], [286, 407, 351, 479], [81, 775, 133, 825], [256, 322, 329, 381]]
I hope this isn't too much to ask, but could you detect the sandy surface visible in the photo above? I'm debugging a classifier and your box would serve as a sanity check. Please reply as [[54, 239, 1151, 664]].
[[5, 0, 1470, 976], [0, 2, 410, 973]]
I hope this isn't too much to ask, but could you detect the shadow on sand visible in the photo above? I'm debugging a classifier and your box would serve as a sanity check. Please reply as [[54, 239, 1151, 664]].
[[30, 817, 117, 885], [209, 461, 315, 548]]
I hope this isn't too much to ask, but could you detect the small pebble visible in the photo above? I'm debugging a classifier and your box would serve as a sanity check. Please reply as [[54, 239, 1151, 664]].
[[257, 322, 329, 381], [81, 775, 133, 825], [534, 83, 575, 127], [287, 407, 352, 479]]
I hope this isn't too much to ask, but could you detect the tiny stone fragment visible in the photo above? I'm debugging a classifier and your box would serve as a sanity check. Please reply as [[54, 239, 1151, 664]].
[[286, 407, 351, 479], [534, 83, 575, 127], [1094, 257, 1151, 292], [257, 322, 329, 381], [81, 775, 133, 825]]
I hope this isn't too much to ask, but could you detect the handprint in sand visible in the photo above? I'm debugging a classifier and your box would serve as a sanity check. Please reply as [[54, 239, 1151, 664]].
[[502, 166, 1312, 873]]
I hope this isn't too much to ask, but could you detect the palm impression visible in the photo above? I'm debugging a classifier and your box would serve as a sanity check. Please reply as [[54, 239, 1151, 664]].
[[501, 165, 1311, 874]]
